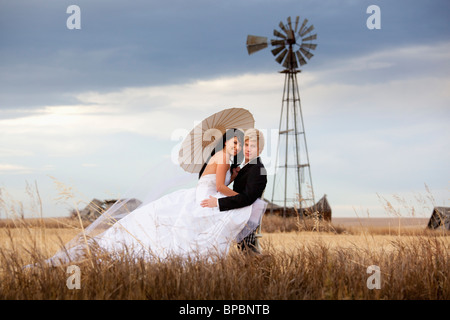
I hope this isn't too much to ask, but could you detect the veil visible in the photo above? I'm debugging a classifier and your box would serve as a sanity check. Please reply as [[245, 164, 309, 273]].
[[45, 153, 265, 266], [77, 160, 195, 239], [46, 159, 196, 265]]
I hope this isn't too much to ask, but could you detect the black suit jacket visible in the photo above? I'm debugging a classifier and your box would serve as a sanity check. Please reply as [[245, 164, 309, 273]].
[[218, 157, 267, 211]]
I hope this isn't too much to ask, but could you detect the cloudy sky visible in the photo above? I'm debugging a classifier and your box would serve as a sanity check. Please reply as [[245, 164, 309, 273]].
[[1, 0, 449, 219]]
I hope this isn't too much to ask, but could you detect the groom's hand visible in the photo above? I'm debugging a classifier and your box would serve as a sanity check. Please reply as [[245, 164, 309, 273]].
[[200, 196, 218, 208]]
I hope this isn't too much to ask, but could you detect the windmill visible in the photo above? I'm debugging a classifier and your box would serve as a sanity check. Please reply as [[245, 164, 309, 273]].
[[246, 16, 319, 217]]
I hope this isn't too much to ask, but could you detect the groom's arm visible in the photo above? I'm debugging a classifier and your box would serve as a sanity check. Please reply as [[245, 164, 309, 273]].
[[217, 165, 267, 211]]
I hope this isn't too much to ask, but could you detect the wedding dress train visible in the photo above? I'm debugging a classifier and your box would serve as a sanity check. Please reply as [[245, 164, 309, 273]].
[[45, 170, 266, 265]]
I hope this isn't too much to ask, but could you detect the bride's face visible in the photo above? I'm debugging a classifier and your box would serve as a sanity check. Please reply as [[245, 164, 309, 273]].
[[224, 137, 242, 156]]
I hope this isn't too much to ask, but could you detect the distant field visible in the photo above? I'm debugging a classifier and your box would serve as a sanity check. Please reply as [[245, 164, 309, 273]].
[[331, 217, 429, 227], [0, 215, 431, 228]]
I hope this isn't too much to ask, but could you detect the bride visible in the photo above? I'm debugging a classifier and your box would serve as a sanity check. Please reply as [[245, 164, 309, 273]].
[[44, 128, 266, 265]]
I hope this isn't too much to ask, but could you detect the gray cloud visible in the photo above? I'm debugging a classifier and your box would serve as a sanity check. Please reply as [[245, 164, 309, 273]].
[[2, 0, 449, 111]]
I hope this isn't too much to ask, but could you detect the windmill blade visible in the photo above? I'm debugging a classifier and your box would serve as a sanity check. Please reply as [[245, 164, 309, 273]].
[[271, 45, 285, 56], [246, 35, 268, 55], [302, 34, 317, 42], [275, 48, 288, 64], [292, 53, 299, 69], [287, 16, 293, 31], [300, 24, 315, 37], [300, 47, 314, 60], [301, 43, 317, 50], [273, 29, 286, 39], [294, 16, 300, 33], [290, 50, 299, 69], [279, 21, 289, 35], [271, 39, 285, 47], [298, 19, 308, 36], [296, 50, 308, 66], [283, 49, 298, 69], [282, 50, 292, 68]]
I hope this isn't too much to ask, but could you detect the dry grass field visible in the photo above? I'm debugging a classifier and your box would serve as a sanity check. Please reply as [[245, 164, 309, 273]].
[[0, 214, 448, 300]]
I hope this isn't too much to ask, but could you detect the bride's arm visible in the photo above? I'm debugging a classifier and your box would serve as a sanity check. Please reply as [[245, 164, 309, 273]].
[[216, 161, 238, 197], [200, 164, 237, 208]]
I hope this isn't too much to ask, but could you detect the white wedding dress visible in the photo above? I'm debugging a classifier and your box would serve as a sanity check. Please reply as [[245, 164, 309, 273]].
[[45, 170, 266, 265]]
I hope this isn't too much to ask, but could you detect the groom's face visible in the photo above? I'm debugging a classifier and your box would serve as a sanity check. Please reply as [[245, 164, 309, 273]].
[[244, 139, 259, 162]]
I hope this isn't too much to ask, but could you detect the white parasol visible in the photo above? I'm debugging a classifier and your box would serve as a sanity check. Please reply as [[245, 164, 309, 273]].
[[178, 108, 255, 173]]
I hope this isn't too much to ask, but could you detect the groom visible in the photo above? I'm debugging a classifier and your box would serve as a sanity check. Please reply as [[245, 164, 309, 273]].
[[201, 128, 267, 253]]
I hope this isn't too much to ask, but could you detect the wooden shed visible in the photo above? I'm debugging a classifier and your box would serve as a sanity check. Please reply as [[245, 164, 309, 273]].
[[427, 207, 450, 230]]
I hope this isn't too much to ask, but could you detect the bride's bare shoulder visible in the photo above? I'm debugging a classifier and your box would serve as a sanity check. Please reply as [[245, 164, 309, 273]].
[[209, 150, 227, 165], [214, 150, 231, 165]]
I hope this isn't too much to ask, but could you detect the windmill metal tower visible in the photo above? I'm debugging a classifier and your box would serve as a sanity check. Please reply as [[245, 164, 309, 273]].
[[246, 16, 317, 216]]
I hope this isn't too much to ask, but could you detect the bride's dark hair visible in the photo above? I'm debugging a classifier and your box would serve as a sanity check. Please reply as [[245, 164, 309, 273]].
[[198, 128, 244, 179]]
